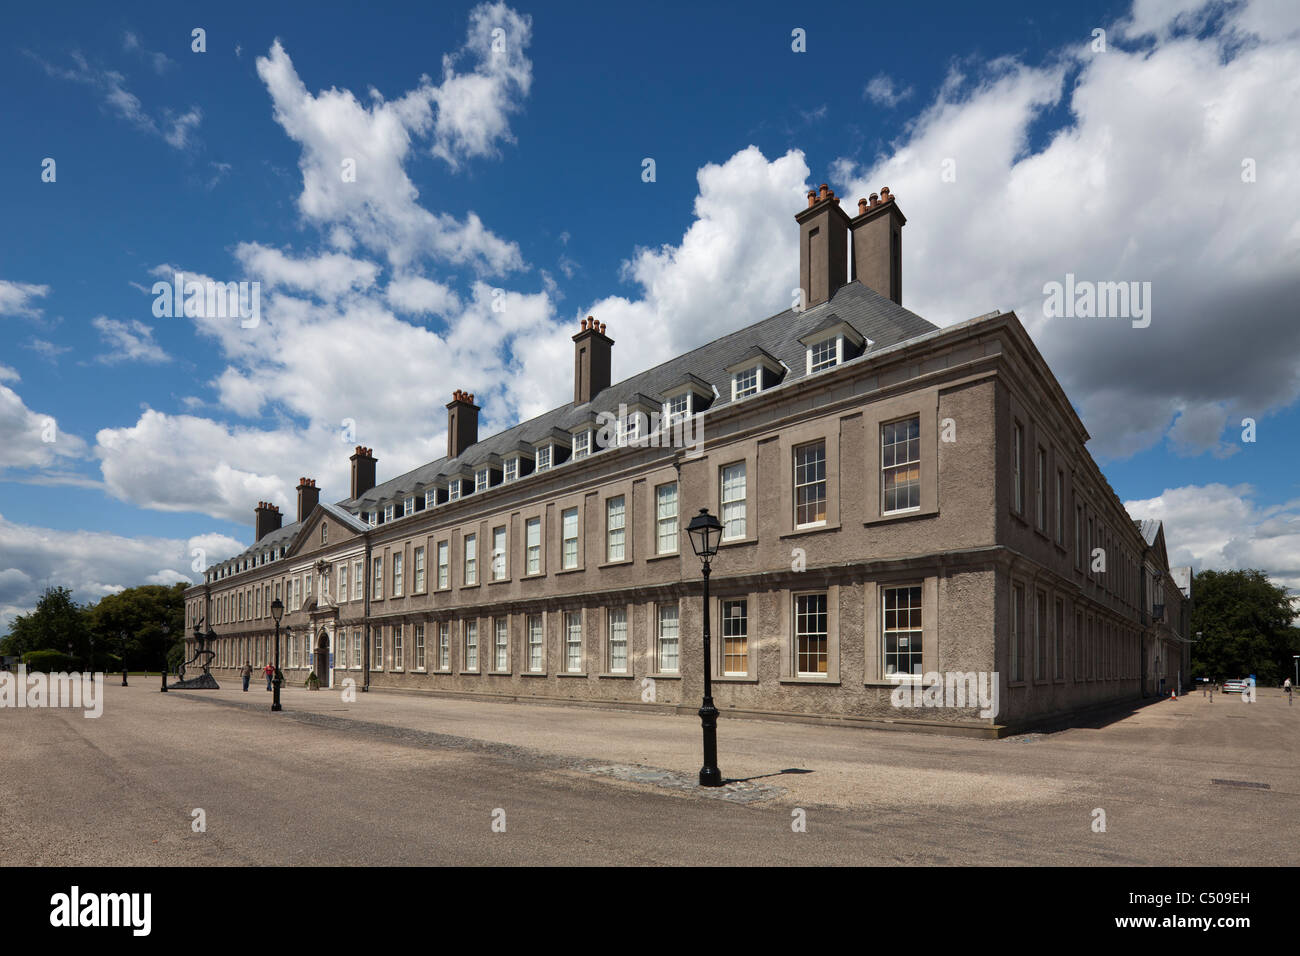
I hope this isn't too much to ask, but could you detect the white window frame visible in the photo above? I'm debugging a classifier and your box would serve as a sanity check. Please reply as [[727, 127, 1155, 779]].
[[525, 517, 542, 575], [606, 496, 626, 562], [415, 623, 426, 671], [807, 335, 840, 374], [492, 526, 507, 580], [464, 533, 477, 585], [795, 591, 830, 677], [607, 607, 628, 674], [392, 552, 403, 598], [353, 559, 364, 601], [881, 415, 921, 515], [656, 482, 678, 554], [372, 556, 383, 600], [493, 616, 509, 672], [392, 623, 404, 671], [721, 462, 747, 540], [535, 445, 552, 472], [732, 365, 760, 401], [572, 429, 591, 459], [437, 621, 450, 671], [414, 546, 426, 592], [881, 584, 922, 679], [722, 599, 749, 676], [436, 540, 449, 589], [565, 611, 583, 673], [794, 440, 828, 529], [463, 620, 478, 672], [657, 603, 680, 674], [526, 613, 544, 673], [475, 467, 489, 493], [561, 507, 579, 569]]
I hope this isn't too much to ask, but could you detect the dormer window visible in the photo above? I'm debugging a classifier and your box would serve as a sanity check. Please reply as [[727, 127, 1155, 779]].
[[572, 429, 591, 459], [475, 467, 490, 492], [801, 319, 867, 376], [504, 457, 518, 481], [535, 445, 552, 472], [449, 480, 462, 501], [733, 366, 759, 399], [384, 503, 395, 523], [809, 336, 839, 372], [424, 490, 437, 510], [320, 524, 328, 545], [368, 511, 378, 528], [404, 496, 415, 517], [665, 393, 690, 425]]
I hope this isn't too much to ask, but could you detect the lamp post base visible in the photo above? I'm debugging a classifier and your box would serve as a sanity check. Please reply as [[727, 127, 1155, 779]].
[[698, 699, 722, 787], [271, 671, 283, 712]]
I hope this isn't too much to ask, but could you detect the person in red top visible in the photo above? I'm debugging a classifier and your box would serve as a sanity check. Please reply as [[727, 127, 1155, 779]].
[[263, 662, 274, 691]]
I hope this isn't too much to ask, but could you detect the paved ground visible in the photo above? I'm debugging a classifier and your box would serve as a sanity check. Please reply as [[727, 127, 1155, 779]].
[[2, 680, 1295, 865]]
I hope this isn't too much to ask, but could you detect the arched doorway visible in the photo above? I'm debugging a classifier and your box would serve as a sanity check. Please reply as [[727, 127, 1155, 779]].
[[316, 630, 330, 687]]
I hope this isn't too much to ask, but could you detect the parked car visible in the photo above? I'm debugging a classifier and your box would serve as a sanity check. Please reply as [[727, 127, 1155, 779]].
[[1222, 680, 1247, 694]]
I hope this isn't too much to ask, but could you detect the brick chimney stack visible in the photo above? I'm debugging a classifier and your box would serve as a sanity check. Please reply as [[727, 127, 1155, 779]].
[[849, 185, 906, 305], [446, 390, 479, 460], [296, 478, 319, 523], [350, 446, 377, 500], [795, 183, 851, 308], [254, 501, 282, 542], [572, 316, 613, 405]]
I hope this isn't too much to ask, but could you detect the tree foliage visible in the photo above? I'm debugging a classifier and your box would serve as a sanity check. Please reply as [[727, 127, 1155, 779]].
[[1190, 569, 1298, 683], [2, 582, 187, 670]]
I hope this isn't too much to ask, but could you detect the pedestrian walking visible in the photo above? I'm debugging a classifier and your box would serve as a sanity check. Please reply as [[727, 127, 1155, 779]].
[[1285, 677, 1292, 706], [264, 661, 274, 691], [240, 661, 253, 692]]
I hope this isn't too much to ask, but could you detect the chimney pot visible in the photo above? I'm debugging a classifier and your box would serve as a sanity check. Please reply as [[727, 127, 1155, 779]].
[[859, 198, 868, 214], [796, 178, 852, 308], [255, 498, 284, 541], [572, 314, 614, 404], [296, 478, 320, 523], [849, 187, 905, 305]]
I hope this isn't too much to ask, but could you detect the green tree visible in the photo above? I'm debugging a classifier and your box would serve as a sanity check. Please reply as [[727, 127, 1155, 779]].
[[0, 586, 90, 662], [1191, 569, 1296, 683], [85, 582, 187, 671]]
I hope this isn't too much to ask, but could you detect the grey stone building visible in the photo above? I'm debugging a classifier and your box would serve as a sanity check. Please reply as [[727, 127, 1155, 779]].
[[183, 185, 1188, 735]]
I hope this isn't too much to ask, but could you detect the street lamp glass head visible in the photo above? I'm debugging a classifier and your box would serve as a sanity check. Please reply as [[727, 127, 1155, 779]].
[[686, 508, 723, 560], [271, 597, 284, 623]]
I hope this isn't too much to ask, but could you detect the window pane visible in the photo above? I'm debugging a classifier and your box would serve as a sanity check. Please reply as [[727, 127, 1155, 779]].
[[794, 442, 827, 526], [796, 593, 829, 675]]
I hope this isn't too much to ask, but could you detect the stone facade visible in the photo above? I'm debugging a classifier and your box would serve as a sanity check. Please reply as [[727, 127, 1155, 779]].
[[183, 189, 1188, 736]]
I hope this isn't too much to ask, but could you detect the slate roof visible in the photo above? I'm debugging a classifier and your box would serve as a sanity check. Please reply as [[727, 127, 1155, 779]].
[[1134, 518, 1163, 547], [212, 280, 937, 574], [347, 280, 937, 510]]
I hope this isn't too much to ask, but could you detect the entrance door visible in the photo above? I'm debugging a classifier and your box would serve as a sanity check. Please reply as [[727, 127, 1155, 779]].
[[316, 631, 330, 687]]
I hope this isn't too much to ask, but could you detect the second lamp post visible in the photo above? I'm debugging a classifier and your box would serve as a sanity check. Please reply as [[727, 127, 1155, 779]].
[[686, 508, 724, 787], [270, 598, 288, 712]]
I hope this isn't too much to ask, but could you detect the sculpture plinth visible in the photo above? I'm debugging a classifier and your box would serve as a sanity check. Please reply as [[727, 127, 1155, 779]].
[[166, 621, 220, 691]]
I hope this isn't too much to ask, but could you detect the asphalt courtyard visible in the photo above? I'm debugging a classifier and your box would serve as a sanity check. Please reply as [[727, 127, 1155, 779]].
[[2, 679, 1295, 865]]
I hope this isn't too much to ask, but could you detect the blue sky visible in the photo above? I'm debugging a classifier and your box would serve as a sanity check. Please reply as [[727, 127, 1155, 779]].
[[2, 0, 1299, 628]]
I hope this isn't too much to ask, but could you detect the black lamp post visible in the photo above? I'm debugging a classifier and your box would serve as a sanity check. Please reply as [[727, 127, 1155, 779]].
[[686, 507, 724, 787], [160, 623, 170, 692], [120, 630, 129, 686], [270, 598, 284, 712]]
